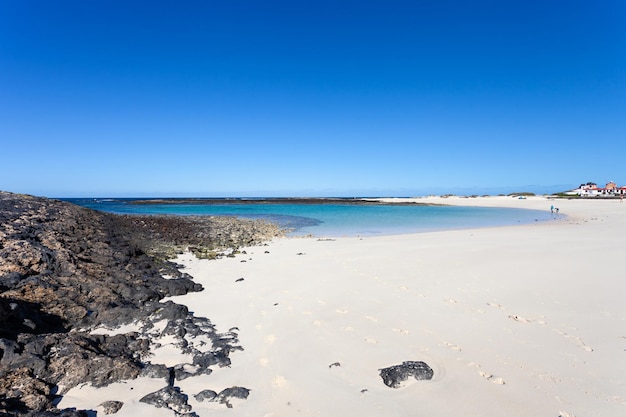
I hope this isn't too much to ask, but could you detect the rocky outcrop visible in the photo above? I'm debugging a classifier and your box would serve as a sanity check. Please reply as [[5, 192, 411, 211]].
[[0, 191, 281, 415], [112, 212, 284, 260]]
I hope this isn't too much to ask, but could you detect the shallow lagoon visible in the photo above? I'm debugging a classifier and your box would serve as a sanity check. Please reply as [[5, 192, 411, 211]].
[[66, 198, 551, 237]]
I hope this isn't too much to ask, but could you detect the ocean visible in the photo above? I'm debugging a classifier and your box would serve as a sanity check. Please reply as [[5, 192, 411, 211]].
[[64, 198, 551, 237]]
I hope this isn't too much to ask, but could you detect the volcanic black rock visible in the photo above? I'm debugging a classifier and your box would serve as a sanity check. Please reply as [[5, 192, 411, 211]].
[[99, 400, 123, 414], [193, 387, 250, 409], [379, 361, 434, 388], [139, 386, 193, 414], [0, 191, 280, 415]]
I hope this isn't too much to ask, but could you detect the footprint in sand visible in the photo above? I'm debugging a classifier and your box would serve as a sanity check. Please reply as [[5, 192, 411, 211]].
[[364, 337, 378, 344], [342, 326, 355, 332], [444, 298, 458, 304], [264, 335, 276, 344], [259, 357, 269, 366], [272, 375, 287, 388], [479, 371, 506, 385], [555, 330, 594, 352], [487, 302, 504, 310], [508, 314, 531, 323], [399, 285, 409, 291], [336, 309, 349, 314], [537, 372, 562, 383], [444, 342, 462, 351], [364, 316, 378, 323], [392, 328, 410, 335], [312, 320, 323, 327]]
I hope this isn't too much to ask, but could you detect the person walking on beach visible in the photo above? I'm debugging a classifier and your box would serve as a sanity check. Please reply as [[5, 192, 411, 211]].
[[550, 205, 554, 213]]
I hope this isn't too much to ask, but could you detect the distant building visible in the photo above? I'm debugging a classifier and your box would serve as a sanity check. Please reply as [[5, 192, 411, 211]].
[[572, 181, 624, 197]]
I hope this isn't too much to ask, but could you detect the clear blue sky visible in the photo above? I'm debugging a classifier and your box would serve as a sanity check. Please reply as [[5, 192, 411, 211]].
[[1, 0, 625, 197]]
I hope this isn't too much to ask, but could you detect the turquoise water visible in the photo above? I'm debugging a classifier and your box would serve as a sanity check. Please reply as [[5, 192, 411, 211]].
[[65, 198, 551, 237]]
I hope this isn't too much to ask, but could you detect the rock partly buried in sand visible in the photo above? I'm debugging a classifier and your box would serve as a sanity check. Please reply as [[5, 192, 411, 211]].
[[99, 400, 123, 414], [379, 361, 434, 388], [194, 389, 218, 402], [194, 387, 250, 409], [139, 386, 193, 415], [216, 386, 250, 408]]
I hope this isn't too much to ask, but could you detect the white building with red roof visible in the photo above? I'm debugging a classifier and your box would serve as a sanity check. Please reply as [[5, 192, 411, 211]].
[[573, 181, 625, 196]]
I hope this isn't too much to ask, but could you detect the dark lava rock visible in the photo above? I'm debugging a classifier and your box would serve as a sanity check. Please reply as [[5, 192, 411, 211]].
[[139, 363, 171, 381], [194, 389, 218, 402], [217, 386, 250, 402], [140, 386, 192, 415], [194, 387, 250, 409], [0, 191, 281, 415], [217, 386, 250, 408], [379, 361, 434, 388], [99, 400, 123, 414]]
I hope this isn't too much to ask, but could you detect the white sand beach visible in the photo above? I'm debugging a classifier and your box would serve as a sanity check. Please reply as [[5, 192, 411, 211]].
[[59, 196, 626, 416]]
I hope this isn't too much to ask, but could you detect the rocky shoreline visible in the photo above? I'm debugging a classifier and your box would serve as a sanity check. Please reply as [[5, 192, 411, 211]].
[[127, 197, 441, 206], [0, 192, 284, 416]]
